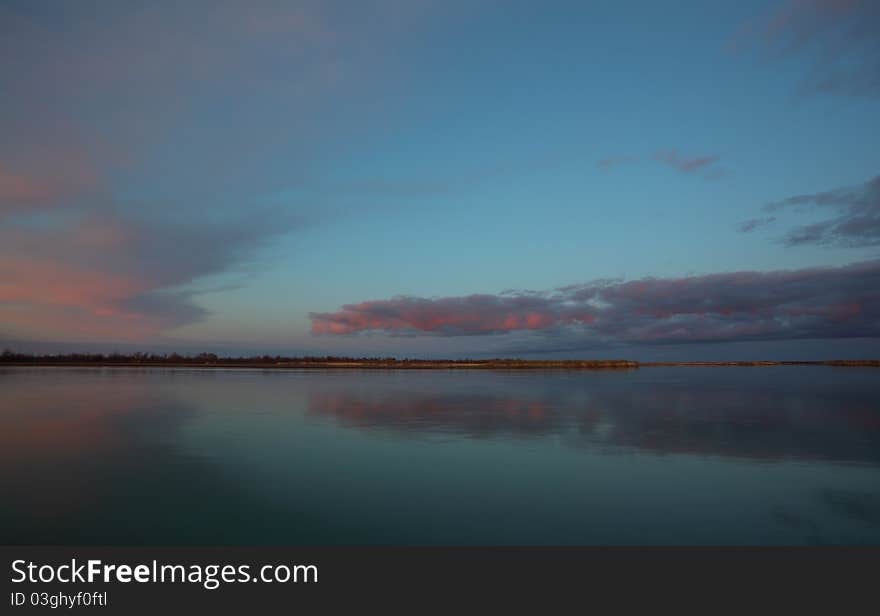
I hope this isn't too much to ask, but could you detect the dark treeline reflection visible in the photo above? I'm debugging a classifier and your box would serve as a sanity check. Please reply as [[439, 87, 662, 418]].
[[305, 369, 880, 465]]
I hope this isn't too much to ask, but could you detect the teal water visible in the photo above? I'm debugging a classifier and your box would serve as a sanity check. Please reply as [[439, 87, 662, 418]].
[[1, 366, 879, 545]]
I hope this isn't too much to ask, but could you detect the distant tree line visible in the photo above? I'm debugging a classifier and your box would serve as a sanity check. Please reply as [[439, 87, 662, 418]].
[[3, 351, 873, 368], [0, 350, 641, 368], [1, 350, 403, 364]]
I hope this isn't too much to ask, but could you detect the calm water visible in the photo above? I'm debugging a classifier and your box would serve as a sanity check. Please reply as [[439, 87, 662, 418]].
[[2, 366, 879, 545]]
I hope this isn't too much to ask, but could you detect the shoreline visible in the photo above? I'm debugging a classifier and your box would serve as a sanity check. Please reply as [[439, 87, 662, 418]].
[[1, 359, 878, 369]]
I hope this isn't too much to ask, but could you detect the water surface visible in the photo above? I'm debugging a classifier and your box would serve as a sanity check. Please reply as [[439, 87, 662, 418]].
[[2, 366, 879, 544]]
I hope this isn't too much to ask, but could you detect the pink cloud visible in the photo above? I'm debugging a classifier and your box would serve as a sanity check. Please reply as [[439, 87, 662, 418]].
[[0, 256, 145, 310], [0, 253, 183, 342], [597, 155, 638, 170], [0, 169, 55, 204], [311, 295, 594, 336], [310, 260, 880, 344], [0, 215, 205, 342], [0, 152, 99, 215], [653, 150, 721, 174]]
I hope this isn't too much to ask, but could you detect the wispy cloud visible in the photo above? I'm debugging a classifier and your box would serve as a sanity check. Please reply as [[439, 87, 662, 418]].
[[0, 0, 438, 343], [738, 216, 777, 233], [596, 155, 638, 170], [653, 150, 724, 177], [741, 173, 880, 247], [311, 260, 880, 344], [0, 206, 300, 342], [736, 0, 880, 98], [0, 151, 100, 216], [596, 150, 727, 179]]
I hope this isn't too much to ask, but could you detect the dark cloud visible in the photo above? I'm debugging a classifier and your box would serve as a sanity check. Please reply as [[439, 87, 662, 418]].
[[738, 0, 880, 99], [753, 174, 880, 247], [118, 290, 210, 329], [738, 216, 777, 233], [312, 259, 880, 345]]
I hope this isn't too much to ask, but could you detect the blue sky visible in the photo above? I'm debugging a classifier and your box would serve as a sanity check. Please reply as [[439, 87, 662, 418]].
[[1, 0, 879, 358]]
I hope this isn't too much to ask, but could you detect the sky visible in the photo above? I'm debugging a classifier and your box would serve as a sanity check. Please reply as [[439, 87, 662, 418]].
[[1, 0, 879, 360]]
